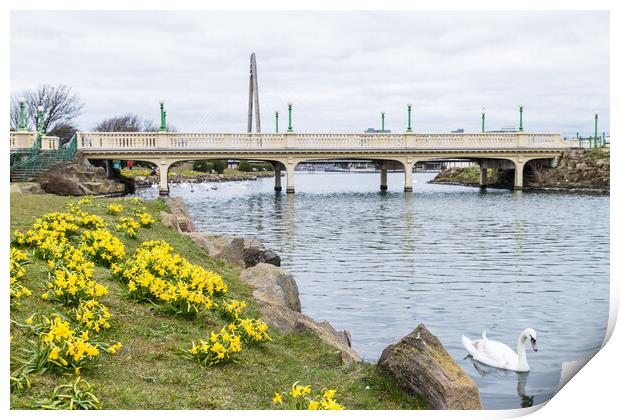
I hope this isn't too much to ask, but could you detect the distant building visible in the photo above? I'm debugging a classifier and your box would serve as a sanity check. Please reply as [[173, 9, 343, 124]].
[[451, 129, 464, 133], [487, 127, 518, 133], [364, 128, 391, 133]]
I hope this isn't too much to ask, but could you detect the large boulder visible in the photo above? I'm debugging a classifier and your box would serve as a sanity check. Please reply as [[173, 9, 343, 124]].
[[188, 233, 245, 267], [38, 172, 83, 195], [378, 324, 482, 410], [163, 197, 195, 233], [239, 263, 301, 312], [243, 238, 281, 268], [238, 263, 359, 364], [160, 211, 181, 232], [260, 301, 361, 364], [10, 182, 43, 194]]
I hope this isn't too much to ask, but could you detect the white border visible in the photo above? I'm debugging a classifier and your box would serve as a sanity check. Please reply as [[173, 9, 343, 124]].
[[2, 2, 616, 420]]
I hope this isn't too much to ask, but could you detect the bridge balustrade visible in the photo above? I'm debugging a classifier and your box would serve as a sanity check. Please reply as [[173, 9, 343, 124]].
[[74, 132, 568, 151], [10, 131, 59, 150]]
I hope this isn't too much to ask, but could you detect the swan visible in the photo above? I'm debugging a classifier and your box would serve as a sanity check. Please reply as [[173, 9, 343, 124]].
[[462, 328, 538, 372]]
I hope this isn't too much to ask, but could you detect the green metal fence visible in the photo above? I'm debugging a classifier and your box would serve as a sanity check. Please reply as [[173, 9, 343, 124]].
[[10, 135, 78, 182]]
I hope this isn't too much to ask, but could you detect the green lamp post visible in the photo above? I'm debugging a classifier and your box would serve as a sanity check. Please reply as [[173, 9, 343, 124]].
[[287, 103, 293, 133], [18, 97, 26, 131], [35, 105, 44, 150], [159, 100, 166, 132], [275, 111, 279, 133], [381, 112, 385, 133], [37, 106, 45, 135], [406, 104, 412, 133], [481, 107, 486, 133], [594, 112, 599, 148], [518, 105, 524, 132]]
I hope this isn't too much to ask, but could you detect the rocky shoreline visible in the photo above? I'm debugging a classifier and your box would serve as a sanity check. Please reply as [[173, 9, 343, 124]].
[[430, 148, 610, 193], [160, 196, 482, 409], [132, 171, 274, 189]]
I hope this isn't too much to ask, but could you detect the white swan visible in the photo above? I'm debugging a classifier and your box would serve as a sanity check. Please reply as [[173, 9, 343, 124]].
[[462, 328, 538, 372]]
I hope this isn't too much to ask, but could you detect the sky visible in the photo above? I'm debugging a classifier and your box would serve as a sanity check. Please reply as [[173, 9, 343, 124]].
[[10, 11, 610, 136]]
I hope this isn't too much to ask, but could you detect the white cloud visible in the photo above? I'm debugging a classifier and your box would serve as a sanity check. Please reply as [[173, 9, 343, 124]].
[[10, 10, 610, 136]]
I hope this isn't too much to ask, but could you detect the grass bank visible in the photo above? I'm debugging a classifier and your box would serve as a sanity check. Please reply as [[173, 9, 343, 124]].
[[10, 193, 423, 410]]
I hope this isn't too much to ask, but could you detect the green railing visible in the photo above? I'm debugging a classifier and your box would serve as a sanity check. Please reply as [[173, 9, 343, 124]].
[[10, 135, 78, 181]]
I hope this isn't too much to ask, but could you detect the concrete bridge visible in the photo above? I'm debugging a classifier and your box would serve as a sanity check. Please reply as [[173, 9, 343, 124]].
[[75, 131, 571, 195]]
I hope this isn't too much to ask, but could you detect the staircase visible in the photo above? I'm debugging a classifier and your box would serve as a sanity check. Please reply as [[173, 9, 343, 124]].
[[10, 136, 78, 182]]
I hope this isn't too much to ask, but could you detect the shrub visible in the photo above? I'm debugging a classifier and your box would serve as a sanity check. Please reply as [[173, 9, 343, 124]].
[[212, 160, 228, 174], [238, 160, 273, 172], [38, 172, 83, 196], [10, 247, 31, 305], [183, 326, 242, 366], [34, 377, 101, 410], [192, 160, 214, 172], [272, 383, 344, 410], [233, 318, 272, 344], [80, 229, 126, 267]]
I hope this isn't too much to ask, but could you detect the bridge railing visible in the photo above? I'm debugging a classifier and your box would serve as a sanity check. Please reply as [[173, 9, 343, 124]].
[[75, 132, 570, 151], [10, 131, 60, 150]]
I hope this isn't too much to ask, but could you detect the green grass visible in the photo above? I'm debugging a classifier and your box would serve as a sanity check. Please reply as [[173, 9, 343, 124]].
[[223, 168, 274, 177], [170, 168, 205, 177], [10, 193, 423, 410], [587, 147, 610, 161]]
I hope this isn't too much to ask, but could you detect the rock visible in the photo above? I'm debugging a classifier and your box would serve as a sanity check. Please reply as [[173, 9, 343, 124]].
[[160, 211, 181, 232], [243, 238, 281, 268], [10, 182, 43, 194], [259, 301, 361, 364], [378, 324, 482, 410], [239, 263, 301, 312], [38, 172, 83, 195], [163, 197, 195, 233], [188, 233, 245, 267], [82, 181, 103, 194]]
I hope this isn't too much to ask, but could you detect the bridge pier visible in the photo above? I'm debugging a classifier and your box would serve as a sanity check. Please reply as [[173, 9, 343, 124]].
[[158, 161, 169, 196], [404, 160, 414, 192], [380, 168, 388, 191], [286, 162, 296, 194], [513, 160, 525, 190], [480, 159, 488, 188], [105, 160, 114, 177], [274, 169, 282, 192]]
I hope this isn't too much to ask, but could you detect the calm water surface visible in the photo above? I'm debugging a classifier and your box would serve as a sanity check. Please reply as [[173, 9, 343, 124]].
[[136, 172, 609, 410]]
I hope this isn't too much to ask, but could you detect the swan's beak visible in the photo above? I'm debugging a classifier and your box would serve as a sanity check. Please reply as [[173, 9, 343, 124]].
[[531, 338, 538, 352]]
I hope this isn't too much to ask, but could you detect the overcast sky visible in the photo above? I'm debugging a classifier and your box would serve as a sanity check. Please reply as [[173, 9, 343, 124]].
[[10, 11, 610, 136]]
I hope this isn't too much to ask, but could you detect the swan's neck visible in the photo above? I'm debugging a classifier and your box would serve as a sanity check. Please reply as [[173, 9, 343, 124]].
[[516, 333, 529, 371]]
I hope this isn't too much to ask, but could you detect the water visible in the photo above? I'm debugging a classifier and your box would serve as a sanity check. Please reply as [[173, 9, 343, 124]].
[[136, 172, 609, 410]]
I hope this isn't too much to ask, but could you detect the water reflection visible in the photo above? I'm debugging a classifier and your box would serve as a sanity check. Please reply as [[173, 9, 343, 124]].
[[467, 357, 534, 408]]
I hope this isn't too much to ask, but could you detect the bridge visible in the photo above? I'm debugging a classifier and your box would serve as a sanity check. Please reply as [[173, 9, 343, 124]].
[[73, 131, 571, 195]]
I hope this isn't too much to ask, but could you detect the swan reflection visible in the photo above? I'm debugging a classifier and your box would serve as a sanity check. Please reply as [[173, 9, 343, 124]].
[[466, 356, 534, 408]]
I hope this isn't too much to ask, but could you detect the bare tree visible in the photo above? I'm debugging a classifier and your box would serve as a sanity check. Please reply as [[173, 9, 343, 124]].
[[94, 114, 177, 132], [10, 85, 84, 140], [93, 114, 145, 132]]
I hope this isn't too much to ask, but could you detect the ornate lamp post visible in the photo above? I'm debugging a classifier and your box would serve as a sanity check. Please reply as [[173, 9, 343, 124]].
[[381, 112, 385, 133], [594, 112, 599, 148], [18, 97, 26, 131], [34, 105, 44, 150], [159, 100, 166, 132], [37, 106, 45, 135], [287, 103, 293, 133], [275, 111, 279, 133], [518, 105, 524, 132], [406, 104, 412, 133], [481, 107, 486, 133]]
